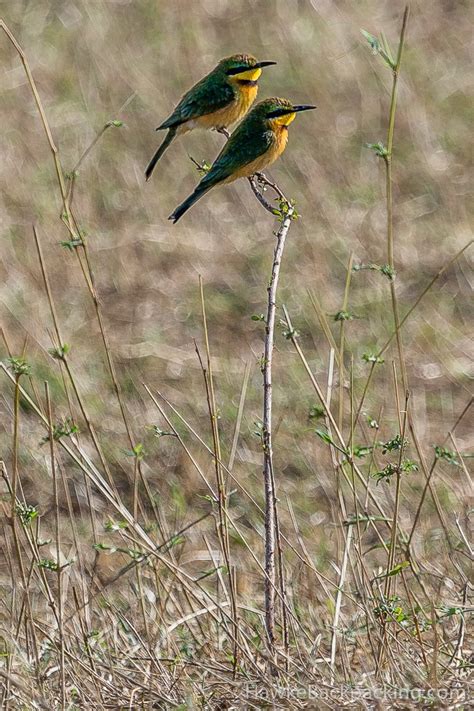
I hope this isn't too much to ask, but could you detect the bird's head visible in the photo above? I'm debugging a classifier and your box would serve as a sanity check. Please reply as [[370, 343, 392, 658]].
[[219, 54, 276, 84], [254, 97, 317, 128]]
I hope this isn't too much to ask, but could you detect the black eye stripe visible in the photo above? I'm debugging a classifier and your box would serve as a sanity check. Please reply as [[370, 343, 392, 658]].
[[226, 65, 254, 76], [266, 108, 293, 118]]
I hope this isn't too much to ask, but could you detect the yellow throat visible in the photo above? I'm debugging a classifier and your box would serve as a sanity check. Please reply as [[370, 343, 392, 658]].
[[270, 112, 297, 128], [231, 67, 262, 82]]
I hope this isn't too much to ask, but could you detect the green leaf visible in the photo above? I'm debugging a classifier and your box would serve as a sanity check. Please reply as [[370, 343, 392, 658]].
[[372, 462, 397, 484], [353, 262, 395, 280], [353, 445, 373, 458], [366, 141, 388, 158], [361, 29, 380, 53], [434, 446, 460, 467], [381, 434, 407, 454], [344, 514, 391, 526], [93, 543, 117, 553], [123, 443, 145, 459], [150, 425, 176, 438], [362, 352, 385, 364], [360, 29, 396, 68], [400, 459, 419, 472], [315, 429, 334, 445], [190, 157, 211, 175], [38, 558, 59, 571], [48, 343, 70, 360], [308, 405, 325, 420], [166, 535, 185, 549], [376, 560, 410, 579], [282, 326, 299, 340], [104, 519, 128, 532], [60, 238, 83, 251], [334, 310, 354, 322], [40, 416, 78, 445], [16, 503, 39, 526], [7, 357, 30, 376], [196, 565, 224, 582], [438, 605, 463, 618], [380, 264, 396, 279], [37, 538, 52, 547]]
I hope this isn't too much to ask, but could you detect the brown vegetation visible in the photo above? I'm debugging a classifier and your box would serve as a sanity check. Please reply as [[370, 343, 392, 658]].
[[0, 1, 472, 708]]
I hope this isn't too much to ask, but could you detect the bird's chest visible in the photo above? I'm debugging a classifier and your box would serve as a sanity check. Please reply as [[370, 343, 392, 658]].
[[267, 126, 289, 162], [226, 128, 289, 182], [210, 84, 258, 128], [233, 83, 258, 120]]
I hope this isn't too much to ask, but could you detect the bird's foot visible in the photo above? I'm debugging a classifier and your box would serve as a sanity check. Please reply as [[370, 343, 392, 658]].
[[215, 127, 231, 139]]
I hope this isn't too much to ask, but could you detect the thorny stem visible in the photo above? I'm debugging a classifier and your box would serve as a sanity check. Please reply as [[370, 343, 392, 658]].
[[377, 385, 410, 670], [7, 366, 42, 701], [65, 123, 113, 204], [45, 383, 66, 710], [337, 252, 354, 433], [262, 204, 294, 655], [200, 135, 291, 657], [383, 6, 409, 391], [249, 171, 288, 215]]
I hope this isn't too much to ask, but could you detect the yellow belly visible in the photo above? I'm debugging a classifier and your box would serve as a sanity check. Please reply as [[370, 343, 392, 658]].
[[224, 126, 289, 183], [179, 84, 258, 134]]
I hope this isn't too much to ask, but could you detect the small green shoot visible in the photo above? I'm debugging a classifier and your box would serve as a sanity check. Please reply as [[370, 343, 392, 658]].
[[366, 141, 388, 158], [7, 357, 30, 377], [308, 405, 325, 420], [48, 343, 71, 360], [41, 417, 78, 445], [334, 310, 355, 322], [381, 434, 407, 454], [361, 29, 396, 68], [362, 352, 385, 364], [16, 502, 39, 526], [434, 446, 460, 467]]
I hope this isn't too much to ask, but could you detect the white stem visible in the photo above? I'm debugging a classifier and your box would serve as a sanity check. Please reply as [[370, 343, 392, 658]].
[[262, 207, 294, 648], [330, 523, 353, 682]]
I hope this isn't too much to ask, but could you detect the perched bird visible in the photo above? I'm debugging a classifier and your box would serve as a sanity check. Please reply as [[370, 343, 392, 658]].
[[145, 54, 276, 181], [169, 97, 316, 223]]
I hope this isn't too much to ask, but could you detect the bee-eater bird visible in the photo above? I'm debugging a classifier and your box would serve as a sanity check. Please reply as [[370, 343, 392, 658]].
[[145, 54, 276, 181], [169, 98, 316, 223]]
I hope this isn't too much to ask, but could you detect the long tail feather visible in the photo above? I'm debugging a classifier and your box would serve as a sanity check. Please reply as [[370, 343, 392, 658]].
[[145, 128, 176, 181], [168, 184, 212, 224]]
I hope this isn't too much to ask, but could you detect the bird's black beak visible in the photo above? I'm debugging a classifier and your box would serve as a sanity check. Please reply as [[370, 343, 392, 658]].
[[293, 105, 317, 112], [255, 61, 277, 68]]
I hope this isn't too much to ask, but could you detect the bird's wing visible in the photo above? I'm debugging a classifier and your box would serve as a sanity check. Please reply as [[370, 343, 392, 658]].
[[158, 74, 235, 129], [199, 123, 273, 188]]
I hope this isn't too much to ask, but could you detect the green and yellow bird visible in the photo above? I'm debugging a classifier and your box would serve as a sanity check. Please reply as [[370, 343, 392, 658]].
[[169, 98, 316, 223], [145, 54, 276, 181]]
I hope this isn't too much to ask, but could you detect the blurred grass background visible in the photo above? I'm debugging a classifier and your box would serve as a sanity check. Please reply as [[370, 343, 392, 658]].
[[0, 0, 472, 706]]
